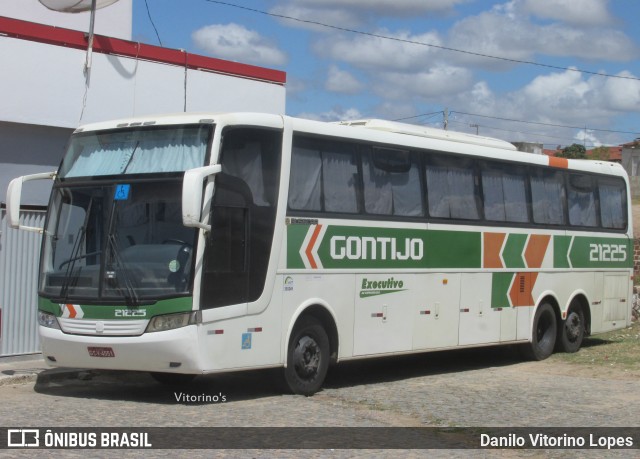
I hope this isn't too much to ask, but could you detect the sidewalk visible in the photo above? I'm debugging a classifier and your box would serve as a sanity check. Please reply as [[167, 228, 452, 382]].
[[0, 354, 82, 386]]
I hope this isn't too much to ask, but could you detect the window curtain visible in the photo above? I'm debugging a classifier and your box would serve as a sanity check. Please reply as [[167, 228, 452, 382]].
[[600, 183, 625, 229], [531, 173, 565, 224], [426, 164, 479, 219], [288, 146, 322, 210], [363, 155, 422, 216], [63, 127, 208, 178], [482, 168, 528, 222]]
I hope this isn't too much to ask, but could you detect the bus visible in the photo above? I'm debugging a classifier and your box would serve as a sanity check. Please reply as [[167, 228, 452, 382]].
[[6, 112, 633, 395]]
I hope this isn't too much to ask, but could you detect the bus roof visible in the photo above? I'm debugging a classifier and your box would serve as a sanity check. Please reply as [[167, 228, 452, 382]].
[[72, 112, 628, 180], [336, 119, 518, 151]]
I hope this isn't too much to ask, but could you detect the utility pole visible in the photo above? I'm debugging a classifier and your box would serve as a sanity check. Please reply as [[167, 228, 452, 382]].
[[443, 108, 449, 131], [470, 123, 479, 135]]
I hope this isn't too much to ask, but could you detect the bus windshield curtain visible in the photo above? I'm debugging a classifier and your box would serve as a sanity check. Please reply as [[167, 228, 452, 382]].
[[61, 127, 208, 178]]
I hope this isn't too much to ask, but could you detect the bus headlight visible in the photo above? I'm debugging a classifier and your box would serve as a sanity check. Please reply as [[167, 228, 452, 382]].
[[146, 312, 198, 333], [38, 310, 60, 330]]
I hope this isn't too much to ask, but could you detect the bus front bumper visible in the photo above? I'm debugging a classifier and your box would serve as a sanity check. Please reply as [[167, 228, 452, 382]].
[[39, 325, 202, 374]]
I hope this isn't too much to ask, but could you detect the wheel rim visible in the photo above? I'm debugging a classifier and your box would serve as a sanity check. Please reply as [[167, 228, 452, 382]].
[[293, 336, 321, 381], [565, 311, 582, 343]]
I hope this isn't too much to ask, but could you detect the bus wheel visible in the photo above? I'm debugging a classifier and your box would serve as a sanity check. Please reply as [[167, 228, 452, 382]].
[[150, 372, 196, 385], [284, 316, 329, 396], [558, 306, 585, 353], [522, 302, 557, 361]]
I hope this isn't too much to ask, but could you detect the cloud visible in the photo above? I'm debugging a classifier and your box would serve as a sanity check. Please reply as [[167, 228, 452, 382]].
[[599, 71, 640, 112], [270, 0, 469, 29], [289, 0, 467, 16], [273, 0, 639, 146], [297, 106, 364, 122], [315, 29, 442, 72], [191, 23, 287, 67], [575, 129, 603, 147], [520, 0, 615, 26], [325, 66, 363, 94], [374, 65, 474, 100], [446, 69, 640, 145], [447, 9, 638, 67]]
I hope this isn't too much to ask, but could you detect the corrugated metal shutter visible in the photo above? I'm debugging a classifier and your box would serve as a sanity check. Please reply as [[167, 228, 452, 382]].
[[0, 208, 46, 356]]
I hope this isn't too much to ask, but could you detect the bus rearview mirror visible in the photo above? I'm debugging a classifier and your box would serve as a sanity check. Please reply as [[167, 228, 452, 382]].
[[6, 171, 56, 233], [182, 164, 222, 231]]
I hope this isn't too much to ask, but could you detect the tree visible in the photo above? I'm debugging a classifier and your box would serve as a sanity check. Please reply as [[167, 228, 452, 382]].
[[557, 143, 586, 159], [590, 145, 611, 161]]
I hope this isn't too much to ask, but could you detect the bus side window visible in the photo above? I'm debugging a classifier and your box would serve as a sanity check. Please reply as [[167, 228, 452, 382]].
[[567, 174, 597, 227], [530, 169, 566, 225], [425, 155, 480, 220], [599, 178, 627, 229], [288, 136, 359, 214], [481, 162, 529, 223], [288, 143, 322, 211], [362, 148, 423, 217]]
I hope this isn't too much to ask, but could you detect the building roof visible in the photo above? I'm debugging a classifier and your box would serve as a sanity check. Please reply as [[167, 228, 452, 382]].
[[542, 145, 622, 161], [0, 16, 286, 85]]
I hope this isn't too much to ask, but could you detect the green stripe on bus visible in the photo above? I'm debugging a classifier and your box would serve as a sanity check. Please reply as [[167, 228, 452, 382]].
[[554, 235, 632, 269], [502, 234, 527, 268], [568, 237, 633, 268], [38, 296, 193, 319], [288, 225, 631, 270], [491, 272, 514, 308], [288, 225, 481, 269], [286, 224, 309, 269], [554, 236, 572, 268]]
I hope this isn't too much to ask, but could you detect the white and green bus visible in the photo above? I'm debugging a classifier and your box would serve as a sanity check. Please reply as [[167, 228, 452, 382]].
[[7, 113, 633, 395]]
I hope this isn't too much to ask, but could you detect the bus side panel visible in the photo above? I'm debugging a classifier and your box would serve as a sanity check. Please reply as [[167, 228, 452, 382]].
[[197, 285, 284, 372], [458, 273, 501, 345], [353, 274, 414, 355], [600, 272, 632, 332], [412, 273, 460, 350], [281, 273, 356, 360]]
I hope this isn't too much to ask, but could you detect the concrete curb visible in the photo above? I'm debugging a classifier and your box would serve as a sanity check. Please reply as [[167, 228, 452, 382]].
[[0, 355, 85, 386]]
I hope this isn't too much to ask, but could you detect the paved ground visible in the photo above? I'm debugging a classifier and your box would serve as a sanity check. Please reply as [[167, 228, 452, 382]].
[[1, 345, 638, 457]]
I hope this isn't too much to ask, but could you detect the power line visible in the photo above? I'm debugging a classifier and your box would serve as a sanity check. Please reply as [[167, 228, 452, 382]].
[[450, 111, 640, 136], [144, 0, 163, 47], [392, 111, 443, 122], [447, 119, 585, 145], [205, 0, 640, 83]]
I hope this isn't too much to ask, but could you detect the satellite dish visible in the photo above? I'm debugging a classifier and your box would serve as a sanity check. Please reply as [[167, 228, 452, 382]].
[[38, 0, 123, 84], [38, 0, 120, 13]]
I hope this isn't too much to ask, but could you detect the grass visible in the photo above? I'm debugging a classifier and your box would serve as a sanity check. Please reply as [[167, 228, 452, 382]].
[[551, 320, 640, 370]]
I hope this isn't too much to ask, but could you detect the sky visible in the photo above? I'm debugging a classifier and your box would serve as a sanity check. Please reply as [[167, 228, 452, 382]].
[[132, 0, 640, 149]]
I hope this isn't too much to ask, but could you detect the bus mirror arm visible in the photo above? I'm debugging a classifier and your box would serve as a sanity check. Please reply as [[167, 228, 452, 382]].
[[182, 164, 222, 231], [6, 171, 57, 233]]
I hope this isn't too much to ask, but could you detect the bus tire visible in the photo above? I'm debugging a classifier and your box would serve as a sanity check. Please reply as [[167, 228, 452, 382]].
[[150, 372, 196, 385], [558, 306, 585, 353], [284, 316, 329, 396], [522, 302, 557, 361]]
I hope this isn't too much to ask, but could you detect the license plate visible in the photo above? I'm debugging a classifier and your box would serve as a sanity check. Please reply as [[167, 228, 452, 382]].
[[88, 346, 115, 358]]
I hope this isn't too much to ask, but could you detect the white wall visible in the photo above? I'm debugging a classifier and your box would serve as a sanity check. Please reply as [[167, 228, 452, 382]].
[[0, 0, 132, 40], [0, 36, 286, 129]]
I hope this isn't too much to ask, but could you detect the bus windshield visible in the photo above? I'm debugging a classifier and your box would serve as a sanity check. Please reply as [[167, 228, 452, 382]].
[[40, 180, 198, 304], [39, 124, 212, 304]]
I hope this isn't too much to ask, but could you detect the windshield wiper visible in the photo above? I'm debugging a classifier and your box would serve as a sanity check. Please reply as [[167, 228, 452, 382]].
[[59, 198, 93, 301], [106, 233, 139, 306]]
